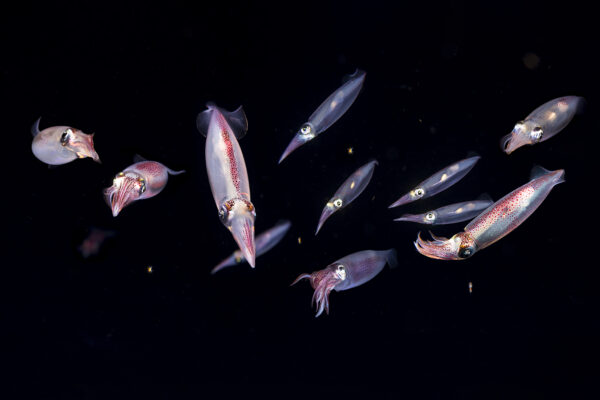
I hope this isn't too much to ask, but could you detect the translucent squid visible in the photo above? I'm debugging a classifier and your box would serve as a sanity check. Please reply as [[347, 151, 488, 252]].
[[211, 220, 291, 274], [414, 166, 564, 260], [104, 157, 184, 217], [31, 117, 100, 165], [291, 249, 397, 317], [197, 103, 257, 267], [394, 196, 493, 225], [316, 160, 377, 235], [278, 69, 366, 163], [501, 96, 584, 154], [389, 155, 480, 208], [79, 227, 116, 258]]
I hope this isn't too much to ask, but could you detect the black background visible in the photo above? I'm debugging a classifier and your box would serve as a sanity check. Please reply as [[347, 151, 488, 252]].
[[3, 1, 598, 398]]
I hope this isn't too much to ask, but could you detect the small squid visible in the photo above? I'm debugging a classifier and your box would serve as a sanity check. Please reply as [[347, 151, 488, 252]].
[[79, 227, 116, 258], [394, 196, 493, 225], [389, 155, 480, 208], [211, 220, 292, 274], [501, 96, 584, 154], [414, 166, 564, 260], [197, 103, 257, 267], [292, 249, 397, 317], [104, 157, 184, 217], [31, 117, 100, 165], [316, 160, 377, 235], [278, 69, 366, 163]]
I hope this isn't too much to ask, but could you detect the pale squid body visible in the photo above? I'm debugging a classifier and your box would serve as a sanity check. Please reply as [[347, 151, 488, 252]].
[[197, 103, 257, 267], [278, 69, 366, 163], [31, 117, 100, 165], [104, 157, 184, 217], [389, 155, 480, 208], [316, 160, 378, 235], [292, 249, 397, 317], [211, 220, 291, 274], [394, 197, 493, 225], [501, 96, 584, 154], [414, 166, 564, 260]]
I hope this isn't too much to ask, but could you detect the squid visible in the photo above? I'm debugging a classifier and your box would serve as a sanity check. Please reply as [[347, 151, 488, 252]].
[[104, 157, 184, 217], [197, 103, 257, 267], [501, 96, 584, 154], [414, 166, 564, 260], [278, 69, 366, 163], [389, 155, 480, 208], [394, 196, 493, 225], [291, 249, 397, 317], [31, 117, 100, 165], [79, 227, 116, 258], [211, 220, 292, 274], [315, 160, 377, 235]]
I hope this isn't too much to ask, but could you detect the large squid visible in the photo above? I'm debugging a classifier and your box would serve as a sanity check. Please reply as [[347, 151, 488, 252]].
[[31, 117, 100, 165], [292, 249, 397, 317], [104, 157, 184, 217], [278, 69, 366, 163], [197, 103, 257, 267], [501, 96, 584, 154], [414, 166, 564, 260]]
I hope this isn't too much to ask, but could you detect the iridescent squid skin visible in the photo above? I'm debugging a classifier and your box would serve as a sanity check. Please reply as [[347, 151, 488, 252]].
[[414, 167, 564, 260], [211, 220, 291, 274], [104, 159, 184, 217], [31, 117, 100, 165], [197, 103, 257, 267], [501, 96, 584, 154], [278, 69, 366, 163], [291, 249, 397, 317], [394, 197, 493, 225], [389, 155, 480, 208], [316, 160, 377, 235]]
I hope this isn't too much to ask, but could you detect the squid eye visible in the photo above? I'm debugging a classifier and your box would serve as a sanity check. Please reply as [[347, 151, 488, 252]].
[[247, 202, 254, 212], [335, 264, 347, 280], [458, 246, 475, 259], [514, 120, 525, 130], [333, 198, 343, 208], [425, 212, 435, 221], [414, 188, 425, 197], [118, 172, 124, 177], [138, 178, 146, 195], [531, 126, 543, 141], [60, 128, 73, 145], [300, 124, 312, 135], [219, 202, 232, 220]]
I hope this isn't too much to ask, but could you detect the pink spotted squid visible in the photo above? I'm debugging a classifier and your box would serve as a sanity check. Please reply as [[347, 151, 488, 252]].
[[104, 157, 184, 217], [292, 249, 397, 317], [197, 103, 257, 268], [415, 166, 564, 260]]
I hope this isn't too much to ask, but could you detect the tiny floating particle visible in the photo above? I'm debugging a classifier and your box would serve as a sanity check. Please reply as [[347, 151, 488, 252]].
[[468, 281, 473, 293], [147, 266, 153, 273], [297, 237, 302, 244], [347, 147, 354, 155]]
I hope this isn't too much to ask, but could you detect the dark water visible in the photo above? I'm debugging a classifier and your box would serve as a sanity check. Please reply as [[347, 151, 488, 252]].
[[4, 1, 599, 398]]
